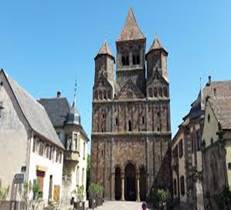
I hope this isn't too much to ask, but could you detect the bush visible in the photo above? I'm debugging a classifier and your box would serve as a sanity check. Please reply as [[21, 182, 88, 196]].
[[0, 183, 9, 200]]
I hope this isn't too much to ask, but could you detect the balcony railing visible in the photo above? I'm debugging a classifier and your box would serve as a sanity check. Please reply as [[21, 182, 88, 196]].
[[64, 150, 79, 162]]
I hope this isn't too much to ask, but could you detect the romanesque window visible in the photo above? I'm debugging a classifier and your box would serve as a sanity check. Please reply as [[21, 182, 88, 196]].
[[142, 116, 145, 124], [174, 179, 177, 195], [163, 87, 168, 97], [207, 114, 210, 123], [180, 176, 185, 196], [159, 87, 163, 97], [154, 88, 157, 97], [95, 91, 98, 99], [99, 90, 102, 100], [122, 55, 129, 66], [213, 88, 217, 96], [108, 90, 111, 99], [128, 120, 132, 131], [179, 139, 183, 158], [103, 90, 107, 100], [149, 88, 153, 97], [132, 54, 140, 65], [115, 118, 118, 126]]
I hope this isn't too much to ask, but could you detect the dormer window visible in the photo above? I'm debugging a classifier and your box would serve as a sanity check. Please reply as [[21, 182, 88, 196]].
[[122, 55, 129, 66], [132, 54, 140, 65]]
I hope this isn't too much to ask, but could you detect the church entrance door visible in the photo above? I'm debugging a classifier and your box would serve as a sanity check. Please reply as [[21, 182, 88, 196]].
[[125, 163, 136, 201]]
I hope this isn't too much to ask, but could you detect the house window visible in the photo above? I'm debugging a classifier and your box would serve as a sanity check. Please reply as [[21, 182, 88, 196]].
[[0, 101, 3, 118], [59, 151, 62, 163], [122, 55, 129, 66], [39, 142, 44, 156], [83, 142, 86, 159], [46, 145, 50, 158], [180, 176, 185, 196], [33, 138, 36, 152], [132, 54, 140, 65], [82, 168, 85, 185], [128, 120, 132, 131], [73, 133, 78, 151], [179, 139, 183, 158]]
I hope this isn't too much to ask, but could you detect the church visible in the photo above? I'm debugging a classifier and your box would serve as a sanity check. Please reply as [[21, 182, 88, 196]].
[[91, 9, 172, 201]]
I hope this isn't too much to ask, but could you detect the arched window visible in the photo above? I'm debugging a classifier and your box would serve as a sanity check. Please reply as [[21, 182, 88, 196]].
[[99, 90, 102, 100], [159, 87, 163, 97], [132, 54, 140, 65], [108, 90, 111, 99], [95, 91, 98, 99], [163, 87, 168, 97], [128, 120, 132, 131], [180, 176, 185, 196], [122, 55, 129, 66], [103, 90, 107, 100], [154, 88, 157, 97], [149, 88, 153, 97]]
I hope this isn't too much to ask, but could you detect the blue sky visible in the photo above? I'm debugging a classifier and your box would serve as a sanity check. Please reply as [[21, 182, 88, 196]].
[[0, 0, 231, 142]]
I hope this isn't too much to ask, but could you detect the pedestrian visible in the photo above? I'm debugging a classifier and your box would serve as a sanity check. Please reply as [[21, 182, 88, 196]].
[[141, 202, 148, 210]]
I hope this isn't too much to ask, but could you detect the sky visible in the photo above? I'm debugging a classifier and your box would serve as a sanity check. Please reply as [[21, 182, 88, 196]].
[[0, 0, 231, 145]]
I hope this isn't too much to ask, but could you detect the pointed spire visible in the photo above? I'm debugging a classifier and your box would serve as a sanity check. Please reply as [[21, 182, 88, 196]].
[[147, 37, 168, 55], [117, 8, 145, 41], [95, 41, 114, 60], [72, 79, 77, 108]]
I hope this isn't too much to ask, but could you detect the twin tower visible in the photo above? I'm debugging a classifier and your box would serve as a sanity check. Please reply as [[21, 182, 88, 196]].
[[91, 9, 171, 201], [93, 8, 169, 100]]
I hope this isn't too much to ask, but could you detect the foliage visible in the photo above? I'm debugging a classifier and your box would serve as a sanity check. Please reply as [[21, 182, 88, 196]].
[[150, 188, 170, 208], [88, 183, 103, 199], [0, 182, 9, 200], [214, 186, 231, 210], [73, 185, 85, 202]]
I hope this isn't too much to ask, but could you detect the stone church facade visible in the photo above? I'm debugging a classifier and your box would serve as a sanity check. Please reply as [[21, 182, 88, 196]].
[[91, 9, 171, 201]]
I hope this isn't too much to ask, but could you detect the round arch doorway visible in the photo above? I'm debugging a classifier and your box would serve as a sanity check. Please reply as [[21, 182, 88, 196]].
[[125, 163, 136, 201]]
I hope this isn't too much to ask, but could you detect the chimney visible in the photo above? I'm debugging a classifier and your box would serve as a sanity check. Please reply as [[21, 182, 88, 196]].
[[57, 91, 61, 98]]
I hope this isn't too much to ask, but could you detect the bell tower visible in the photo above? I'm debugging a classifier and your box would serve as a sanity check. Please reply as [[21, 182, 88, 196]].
[[116, 9, 146, 94], [146, 38, 168, 81]]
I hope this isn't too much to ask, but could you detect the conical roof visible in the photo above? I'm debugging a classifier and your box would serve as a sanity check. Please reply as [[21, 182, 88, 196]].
[[117, 8, 145, 41], [95, 41, 114, 60], [147, 38, 168, 55]]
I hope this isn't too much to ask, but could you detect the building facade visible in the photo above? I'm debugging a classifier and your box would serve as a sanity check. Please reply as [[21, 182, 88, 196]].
[[171, 78, 231, 210], [39, 92, 89, 203], [202, 97, 231, 210], [91, 9, 172, 201], [0, 69, 64, 204]]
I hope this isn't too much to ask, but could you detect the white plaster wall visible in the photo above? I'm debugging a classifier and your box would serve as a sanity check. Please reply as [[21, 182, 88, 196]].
[[76, 133, 87, 200], [28, 136, 63, 204], [0, 75, 28, 200]]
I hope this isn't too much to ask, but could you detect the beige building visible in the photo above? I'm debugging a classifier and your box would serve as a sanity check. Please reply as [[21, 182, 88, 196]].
[[0, 69, 64, 204], [39, 91, 89, 204], [202, 97, 231, 210], [171, 77, 231, 210]]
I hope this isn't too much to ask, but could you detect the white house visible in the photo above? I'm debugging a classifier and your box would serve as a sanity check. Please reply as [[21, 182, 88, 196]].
[[0, 69, 64, 205], [39, 91, 89, 204]]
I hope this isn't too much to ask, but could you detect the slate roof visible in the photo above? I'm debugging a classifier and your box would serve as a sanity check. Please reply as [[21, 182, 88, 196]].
[[96, 42, 114, 58], [39, 97, 89, 141], [117, 8, 145, 41], [209, 97, 231, 130], [1, 70, 64, 149], [146, 38, 168, 55], [39, 98, 70, 127]]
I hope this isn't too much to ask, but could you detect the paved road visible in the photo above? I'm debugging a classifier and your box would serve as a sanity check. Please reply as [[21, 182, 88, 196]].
[[89, 201, 143, 210]]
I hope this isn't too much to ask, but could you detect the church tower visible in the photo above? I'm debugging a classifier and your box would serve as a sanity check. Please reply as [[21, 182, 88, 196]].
[[93, 41, 115, 101], [116, 8, 146, 94], [91, 9, 172, 202]]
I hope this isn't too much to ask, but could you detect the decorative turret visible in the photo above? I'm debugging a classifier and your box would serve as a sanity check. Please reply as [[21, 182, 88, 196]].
[[116, 8, 146, 93], [66, 81, 81, 125], [146, 37, 168, 81]]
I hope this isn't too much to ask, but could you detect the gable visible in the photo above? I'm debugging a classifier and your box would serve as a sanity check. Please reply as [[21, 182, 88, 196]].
[[94, 74, 113, 90], [116, 79, 144, 100], [147, 70, 168, 87]]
